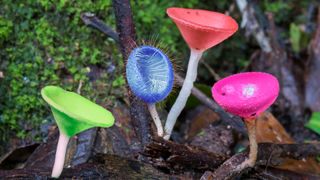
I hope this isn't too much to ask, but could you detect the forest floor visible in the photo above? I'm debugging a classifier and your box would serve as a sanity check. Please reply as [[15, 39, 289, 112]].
[[1, 1, 320, 179]]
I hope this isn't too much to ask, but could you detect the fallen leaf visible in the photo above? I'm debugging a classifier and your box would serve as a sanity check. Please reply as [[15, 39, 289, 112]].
[[256, 112, 320, 175], [256, 112, 294, 144]]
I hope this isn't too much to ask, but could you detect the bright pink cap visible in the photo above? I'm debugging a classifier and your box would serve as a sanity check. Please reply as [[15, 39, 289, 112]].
[[211, 72, 279, 119], [167, 7, 238, 51]]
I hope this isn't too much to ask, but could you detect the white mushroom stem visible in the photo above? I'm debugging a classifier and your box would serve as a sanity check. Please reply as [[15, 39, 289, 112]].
[[164, 48, 203, 140], [147, 103, 164, 137], [51, 132, 70, 178], [237, 119, 257, 170]]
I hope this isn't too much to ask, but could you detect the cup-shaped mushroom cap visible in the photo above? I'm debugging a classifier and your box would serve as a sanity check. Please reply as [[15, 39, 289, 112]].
[[126, 46, 174, 103], [167, 7, 238, 51], [41, 86, 114, 137], [211, 72, 279, 118]]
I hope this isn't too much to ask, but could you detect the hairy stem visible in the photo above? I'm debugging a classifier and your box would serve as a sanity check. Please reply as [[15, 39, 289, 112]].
[[51, 133, 70, 178], [164, 49, 203, 140], [148, 103, 164, 137]]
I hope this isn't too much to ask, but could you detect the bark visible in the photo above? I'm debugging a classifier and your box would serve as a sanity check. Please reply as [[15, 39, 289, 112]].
[[143, 136, 229, 172], [112, 0, 153, 147], [144, 136, 320, 174], [201, 143, 320, 180], [0, 154, 191, 179], [6, 142, 318, 179]]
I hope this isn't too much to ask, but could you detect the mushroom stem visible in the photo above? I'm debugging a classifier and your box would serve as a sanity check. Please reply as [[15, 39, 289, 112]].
[[147, 103, 164, 137], [243, 118, 258, 167], [51, 133, 70, 178], [164, 48, 203, 140]]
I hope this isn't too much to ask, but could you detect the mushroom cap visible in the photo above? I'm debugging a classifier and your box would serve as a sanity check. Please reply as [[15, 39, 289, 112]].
[[211, 72, 279, 119], [167, 7, 238, 51], [126, 46, 174, 103], [41, 86, 114, 137]]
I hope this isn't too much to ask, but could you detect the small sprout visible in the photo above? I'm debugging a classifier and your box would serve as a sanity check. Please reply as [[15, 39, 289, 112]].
[[41, 86, 114, 178], [126, 46, 174, 137], [212, 72, 279, 168], [305, 112, 320, 135], [164, 7, 238, 140]]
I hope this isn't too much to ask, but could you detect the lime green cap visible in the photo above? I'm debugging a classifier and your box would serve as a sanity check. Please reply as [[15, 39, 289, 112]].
[[41, 86, 115, 137]]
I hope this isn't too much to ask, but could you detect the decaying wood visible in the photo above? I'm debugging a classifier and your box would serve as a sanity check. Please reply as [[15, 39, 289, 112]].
[[23, 127, 97, 169], [143, 136, 229, 172], [112, 0, 153, 147], [93, 126, 133, 158], [189, 124, 235, 156], [23, 127, 59, 169], [0, 143, 39, 170], [8, 137, 320, 179], [0, 154, 191, 179], [200, 153, 247, 180], [201, 142, 320, 180], [71, 128, 98, 166], [143, 135, 320, 175]]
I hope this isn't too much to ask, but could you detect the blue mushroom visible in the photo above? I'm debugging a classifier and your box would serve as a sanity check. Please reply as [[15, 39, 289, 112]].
[[126, 46, 174, 136]]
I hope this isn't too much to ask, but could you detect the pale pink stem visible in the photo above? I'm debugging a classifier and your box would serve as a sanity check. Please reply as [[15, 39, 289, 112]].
[[51, 133, 70, 178]]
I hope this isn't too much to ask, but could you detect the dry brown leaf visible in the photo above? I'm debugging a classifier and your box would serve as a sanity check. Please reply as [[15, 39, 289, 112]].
[[256, 112, 320, 175], [256, 112, 294, 144]]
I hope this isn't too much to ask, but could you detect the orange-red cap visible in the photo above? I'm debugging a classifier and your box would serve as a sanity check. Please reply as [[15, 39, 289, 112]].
[[167, 7, 238, 51]]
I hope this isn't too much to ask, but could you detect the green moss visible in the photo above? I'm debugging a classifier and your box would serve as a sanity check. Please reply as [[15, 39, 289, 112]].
[[0, 0, 208, 143], [0, 0, 120, 143]]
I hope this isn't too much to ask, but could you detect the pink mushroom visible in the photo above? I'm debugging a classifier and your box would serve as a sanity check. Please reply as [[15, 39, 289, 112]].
[[212, 72, 279, 168]]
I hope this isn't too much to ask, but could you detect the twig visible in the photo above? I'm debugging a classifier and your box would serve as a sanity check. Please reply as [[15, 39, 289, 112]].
[[112, 0, 152, 147], [200, 60, 221, 81], [76, 80, 83, 94], [236, 0, 272, 52], [175, 75, 246, 134], [80, 12, 246, 134], [81, 12, 119, 43]]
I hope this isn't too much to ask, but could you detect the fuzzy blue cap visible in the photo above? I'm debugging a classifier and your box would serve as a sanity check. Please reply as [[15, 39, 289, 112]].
[[126, 46, 174, 103]]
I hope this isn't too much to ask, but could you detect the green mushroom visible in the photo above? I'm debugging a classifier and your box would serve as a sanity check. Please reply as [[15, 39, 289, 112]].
[[41, 86, 114, 178]]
